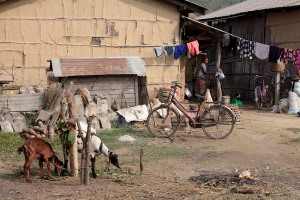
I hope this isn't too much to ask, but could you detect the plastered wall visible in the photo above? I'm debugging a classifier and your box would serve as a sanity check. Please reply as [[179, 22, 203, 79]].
[[0, 0, 182, 95]]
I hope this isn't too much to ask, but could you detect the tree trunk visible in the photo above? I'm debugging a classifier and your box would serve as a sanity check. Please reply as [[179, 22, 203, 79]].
[[216, 40, 222, 102], [66, 92, 78, 177]]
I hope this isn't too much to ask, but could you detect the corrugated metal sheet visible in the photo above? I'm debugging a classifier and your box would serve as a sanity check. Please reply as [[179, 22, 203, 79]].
[[197, 0, 300, 21], [51, 57, 146, 77], [0, 93, 44, 112]]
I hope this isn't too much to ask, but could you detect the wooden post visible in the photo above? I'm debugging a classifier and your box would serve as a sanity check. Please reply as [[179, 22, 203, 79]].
[[140, 148, 144, 173], [216, 40, 222, 102], [77, 119, 85, 184], [275, 72, 280, 105], [84, 116, 93, 184], [66, 92, 78, 177]]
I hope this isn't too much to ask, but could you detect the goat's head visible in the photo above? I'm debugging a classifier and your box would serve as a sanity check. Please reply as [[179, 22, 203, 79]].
[[53, 156, 64, 176], [77, 135, 84, 153], [109, 151, 121, 169]]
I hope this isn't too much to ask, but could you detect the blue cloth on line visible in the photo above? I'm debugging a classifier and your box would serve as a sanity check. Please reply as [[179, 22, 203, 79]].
[[174, 44, 186, 60], [268, 46, 284, 63], [164, 46, 174, 56]]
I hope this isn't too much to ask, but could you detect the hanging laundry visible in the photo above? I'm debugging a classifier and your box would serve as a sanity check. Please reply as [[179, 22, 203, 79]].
[[222, 34, 230, 47], [268, 46, 284, 63], [164, 46, 174, 56], [283, 48, 298, 65], [297, 50, 300, 70], [229, 37, 238, 55], [187, 40, 199, 56], [153, 47, 164, 57], [174, 44, 186, 60], [254, 42, 270, 60], [236, 38, 255, 59]]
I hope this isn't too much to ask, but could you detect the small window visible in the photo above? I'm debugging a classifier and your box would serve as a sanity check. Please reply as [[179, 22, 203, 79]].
[[90, 37, 101, 46]]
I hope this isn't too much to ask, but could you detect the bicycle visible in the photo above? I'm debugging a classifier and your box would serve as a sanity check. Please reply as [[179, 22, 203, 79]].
[[146, 81, 236, 139], [254, 69, 289, 109], [254, 74, 273, 109]]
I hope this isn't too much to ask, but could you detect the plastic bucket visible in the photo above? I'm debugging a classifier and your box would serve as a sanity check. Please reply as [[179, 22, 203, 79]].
[[222, 96, 230, 104]]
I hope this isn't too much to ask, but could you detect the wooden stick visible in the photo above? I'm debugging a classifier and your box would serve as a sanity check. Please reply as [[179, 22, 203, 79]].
[[140, 148, 144, 173]]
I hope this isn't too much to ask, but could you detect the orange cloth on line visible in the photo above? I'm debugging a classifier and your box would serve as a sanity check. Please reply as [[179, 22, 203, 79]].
[[187, 40, 200, 56]]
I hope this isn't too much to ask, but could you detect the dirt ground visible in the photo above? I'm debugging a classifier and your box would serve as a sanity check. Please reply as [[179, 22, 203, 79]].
[[1, 104, 300, 200]]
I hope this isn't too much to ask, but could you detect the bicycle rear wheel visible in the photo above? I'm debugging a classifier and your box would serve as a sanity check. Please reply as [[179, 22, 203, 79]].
[[201, 105, 235, 139], [146, 105, 180, 138]]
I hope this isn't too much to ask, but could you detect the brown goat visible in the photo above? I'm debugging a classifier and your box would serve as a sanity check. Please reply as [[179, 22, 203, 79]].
[[17, 138, 63, 182]]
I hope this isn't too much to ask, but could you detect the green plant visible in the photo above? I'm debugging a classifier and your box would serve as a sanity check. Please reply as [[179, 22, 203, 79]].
[[287, 128, 300, 134], [289, 137, 300, 143]]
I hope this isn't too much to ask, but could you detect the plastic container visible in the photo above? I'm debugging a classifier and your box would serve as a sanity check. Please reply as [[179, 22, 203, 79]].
[[222, 96, 230, 104]]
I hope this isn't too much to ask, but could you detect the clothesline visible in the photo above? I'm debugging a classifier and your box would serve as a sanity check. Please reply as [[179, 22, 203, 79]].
[[153, 34, 300, 71], [154, 16, 300, 70]]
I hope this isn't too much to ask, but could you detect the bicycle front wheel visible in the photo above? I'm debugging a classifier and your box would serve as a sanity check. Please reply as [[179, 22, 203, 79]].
[[201, 105, 235, 139], [255, 86, 263, 109], [265, 86, 273, 108], [146, 105, 180, 138]]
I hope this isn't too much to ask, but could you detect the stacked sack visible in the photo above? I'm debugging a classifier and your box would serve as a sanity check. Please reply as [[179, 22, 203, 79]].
[[287, 81, 300, 114]]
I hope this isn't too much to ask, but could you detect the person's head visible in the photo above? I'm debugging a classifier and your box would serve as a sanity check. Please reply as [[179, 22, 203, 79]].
[[204, 57, 208, 64]]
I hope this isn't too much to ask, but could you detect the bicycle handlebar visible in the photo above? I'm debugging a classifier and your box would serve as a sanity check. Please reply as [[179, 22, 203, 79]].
[[171, 81, 182, 89]]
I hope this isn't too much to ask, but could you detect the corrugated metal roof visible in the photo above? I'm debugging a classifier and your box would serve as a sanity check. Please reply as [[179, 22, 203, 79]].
[[51, 57, 146, 77], [197, 0, 300, 21], [0, 93, 44, 112]]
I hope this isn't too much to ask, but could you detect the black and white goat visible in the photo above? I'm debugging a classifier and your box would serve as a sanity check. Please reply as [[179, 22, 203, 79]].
[[62, 122, 120, 177], [77, 132, 120, 178]]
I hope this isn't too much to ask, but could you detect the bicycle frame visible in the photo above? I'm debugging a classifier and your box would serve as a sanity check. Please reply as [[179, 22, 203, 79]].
[[167, 96, 210, 125], [254, 74, 274, 109], [146, 81, 236, 139], [254, 76, 266, 101]]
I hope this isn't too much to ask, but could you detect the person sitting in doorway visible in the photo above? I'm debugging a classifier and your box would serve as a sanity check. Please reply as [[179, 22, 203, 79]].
[[194, 57, 216, 100]]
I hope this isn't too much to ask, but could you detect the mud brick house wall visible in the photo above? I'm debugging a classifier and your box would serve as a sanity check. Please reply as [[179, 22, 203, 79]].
[[0, 0, 206, 105]]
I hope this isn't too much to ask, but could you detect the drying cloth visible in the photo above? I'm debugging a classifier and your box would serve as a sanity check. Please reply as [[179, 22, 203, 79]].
[[268, 46, 283, 63], [222, 34, 230, 47], [164, 46, 174, 56], [236, 38, 255, 59], [174, 44, 186, 60], [187, 40, 199, 56], [153, 47, 164, 57], [254, 42, 269, 60], [283, 48, 298, 65], [297, 50, 300, 70]]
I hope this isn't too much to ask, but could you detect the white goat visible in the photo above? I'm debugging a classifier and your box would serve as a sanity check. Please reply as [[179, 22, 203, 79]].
[[77, 122, 120, 178]]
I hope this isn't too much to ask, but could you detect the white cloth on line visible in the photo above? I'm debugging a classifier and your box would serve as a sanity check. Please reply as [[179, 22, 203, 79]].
[[255, 42, 270, 60]]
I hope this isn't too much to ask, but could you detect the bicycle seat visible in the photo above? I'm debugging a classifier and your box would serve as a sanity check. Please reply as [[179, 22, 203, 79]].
[[195, 94, 207, 102]]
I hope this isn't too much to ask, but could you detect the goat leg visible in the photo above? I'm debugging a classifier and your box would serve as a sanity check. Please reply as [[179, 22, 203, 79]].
[[91, 157, 97, 178], [45, 158, 52, 179], [62, 145, 70, 173], [39, 158, 44, 179], [24, 157, 34, 182]]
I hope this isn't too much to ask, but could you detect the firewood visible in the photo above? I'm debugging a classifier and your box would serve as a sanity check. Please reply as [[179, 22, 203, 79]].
[[22, 128, 41, 138], [31, 126, 47, 135], [38, 121, 47, 132]]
